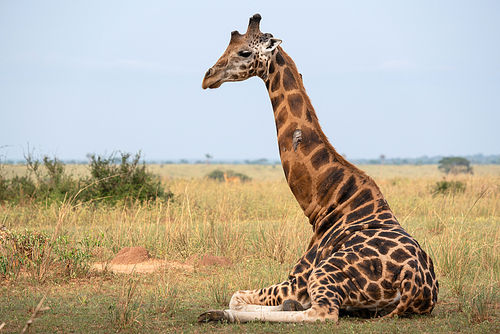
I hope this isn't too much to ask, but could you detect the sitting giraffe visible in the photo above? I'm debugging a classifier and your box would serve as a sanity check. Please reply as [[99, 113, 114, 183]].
[[199, 14, 438, 324]]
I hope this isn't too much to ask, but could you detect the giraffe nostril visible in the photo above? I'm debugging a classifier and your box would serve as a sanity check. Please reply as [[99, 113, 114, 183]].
[[205, 68, 213, 78]]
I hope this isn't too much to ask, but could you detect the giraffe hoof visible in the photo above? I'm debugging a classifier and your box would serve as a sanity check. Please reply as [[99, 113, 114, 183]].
[[282, 300, 304, 311], [198, 310, 228, 323]]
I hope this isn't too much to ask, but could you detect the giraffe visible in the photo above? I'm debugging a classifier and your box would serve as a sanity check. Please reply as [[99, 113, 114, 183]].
[[199, 14, 438, 323]]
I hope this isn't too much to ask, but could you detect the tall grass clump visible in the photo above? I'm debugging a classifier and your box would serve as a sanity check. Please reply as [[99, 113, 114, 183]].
[[112, 276, 143, 328], [459, 277, 500, 324], [147, 270, 180, 317]]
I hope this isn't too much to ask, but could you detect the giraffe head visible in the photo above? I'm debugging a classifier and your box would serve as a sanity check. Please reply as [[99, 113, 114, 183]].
[[202, 14, 282, 89]]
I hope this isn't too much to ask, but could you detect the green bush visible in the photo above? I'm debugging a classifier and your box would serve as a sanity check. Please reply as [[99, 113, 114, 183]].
[[0, 229, 105, 279], [53, 233, 105, 278], [206, 169, 225, 182], [79, 152, 173, 205], [432, 180, 466, 196]]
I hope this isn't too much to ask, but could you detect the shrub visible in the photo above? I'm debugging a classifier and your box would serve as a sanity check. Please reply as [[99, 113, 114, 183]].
[[0, 229, 105, 280], [432, 180, 466, 196], [206, 169, 225, 182], [80, 151, 174, 205]]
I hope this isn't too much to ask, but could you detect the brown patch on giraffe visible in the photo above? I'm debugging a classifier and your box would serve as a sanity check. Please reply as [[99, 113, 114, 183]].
[[299, 125, 323, 156], [283, 67, 298, 91], [317, 167, 345, 206], [278, 121, 298, 151], [275, 107, 288, 132], [358, 258, 383, 281], [311, 147, 330, 170], [337, 175, 358, 205], [271, 93, 285, 111], [282, 160, 290, 178], [269, 60, 276, 74], [287, 93, 304, 117], [288, 162, 313, 211], [271, 71, 281, 92], [276, 50, 285, 66], [305, 108, 314, 122], [390, 248, 412, 263], [345, 203, 375, 222], [350, 189, 374, 210]]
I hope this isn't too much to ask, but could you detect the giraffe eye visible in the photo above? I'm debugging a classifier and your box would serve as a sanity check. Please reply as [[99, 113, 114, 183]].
[[238, 51, 252, 58]]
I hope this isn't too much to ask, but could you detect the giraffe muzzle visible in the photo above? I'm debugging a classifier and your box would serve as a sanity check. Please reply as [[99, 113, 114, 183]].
[[204, 68, 213, 78], [202, 67, 223, 89]]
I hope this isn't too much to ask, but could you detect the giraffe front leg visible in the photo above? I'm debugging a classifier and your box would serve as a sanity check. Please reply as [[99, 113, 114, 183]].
[[199, 302, 339, 323], [229, 279, 311, 313], [199, 279, 311, 323]]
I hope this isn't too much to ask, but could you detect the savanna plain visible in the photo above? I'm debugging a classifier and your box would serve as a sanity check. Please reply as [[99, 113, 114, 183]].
[[1, 164, 499, 333]]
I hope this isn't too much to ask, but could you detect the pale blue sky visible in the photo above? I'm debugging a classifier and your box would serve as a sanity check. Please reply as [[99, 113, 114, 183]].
[[1, 1, 499, 162]]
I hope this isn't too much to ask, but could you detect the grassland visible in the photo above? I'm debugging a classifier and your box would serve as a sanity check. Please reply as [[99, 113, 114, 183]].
[[1, 164, 500, 333]]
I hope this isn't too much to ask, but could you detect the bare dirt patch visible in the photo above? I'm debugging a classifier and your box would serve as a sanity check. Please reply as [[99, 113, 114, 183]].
[[92, 248, 232, 274], [186, 253, 233, 267]]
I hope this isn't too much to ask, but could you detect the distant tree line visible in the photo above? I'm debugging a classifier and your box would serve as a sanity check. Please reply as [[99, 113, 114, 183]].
[[1, 154, 498, 166]]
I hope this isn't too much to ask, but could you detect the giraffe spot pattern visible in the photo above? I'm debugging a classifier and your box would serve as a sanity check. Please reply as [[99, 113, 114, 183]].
[[345, 204, 374, 223], [390, 248, 412, 263], [305, 108, 314, 122], [271, 71, 281, 92], [269, 60, 276, 74], [275, 107, 288, 132], [282, 160, 290, 179], [317, 167, 345, 206], [299, 125, 323, 156], [276, 50, 286, 66], [350, 189, 374, 210], [287, 93, 303, 117], [311, 147, 330, 170], [271, 94, 284, 111], [288, 162, 313, 210], [283, 67, 298, 91], [337, 175, 358, 205], [278, 122, 298, 151]]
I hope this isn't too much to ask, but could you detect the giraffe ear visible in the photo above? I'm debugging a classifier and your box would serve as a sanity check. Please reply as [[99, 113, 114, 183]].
[[264, 38, 282, 51]]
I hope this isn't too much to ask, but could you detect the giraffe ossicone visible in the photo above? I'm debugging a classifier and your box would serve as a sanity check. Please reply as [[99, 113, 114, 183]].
[[200, 13, 438, 324]]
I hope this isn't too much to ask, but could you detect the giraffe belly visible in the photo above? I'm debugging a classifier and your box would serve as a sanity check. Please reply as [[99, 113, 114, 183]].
[[344, 288, 401, 312]]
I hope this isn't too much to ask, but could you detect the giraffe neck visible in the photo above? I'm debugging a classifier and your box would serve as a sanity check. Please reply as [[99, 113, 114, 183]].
[[263, 47, 387, 230]]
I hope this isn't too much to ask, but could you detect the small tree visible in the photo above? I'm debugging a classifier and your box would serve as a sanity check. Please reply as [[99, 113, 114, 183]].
[[205, 154, 213, 165], [438, 157, 473, 174]]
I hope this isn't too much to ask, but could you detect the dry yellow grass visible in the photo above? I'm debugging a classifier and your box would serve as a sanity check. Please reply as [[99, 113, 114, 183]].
[[1, 164, 499, 330]]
